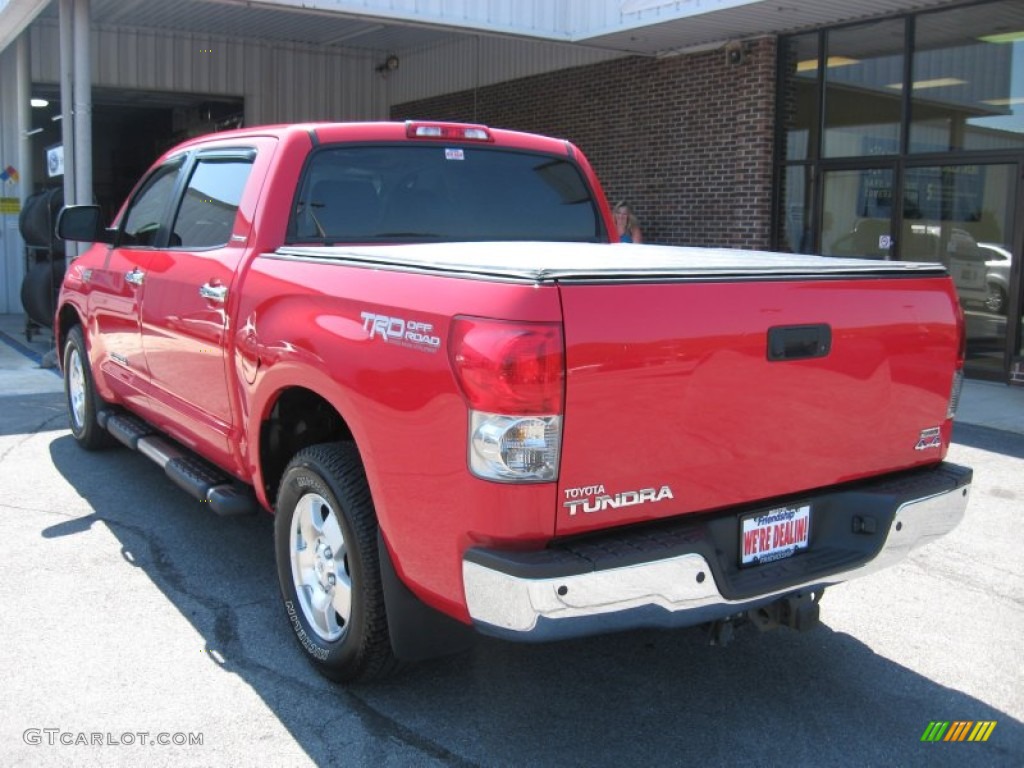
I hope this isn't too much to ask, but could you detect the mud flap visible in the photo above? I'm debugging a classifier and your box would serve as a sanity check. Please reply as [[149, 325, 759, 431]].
[[378, 531, 477, 662]]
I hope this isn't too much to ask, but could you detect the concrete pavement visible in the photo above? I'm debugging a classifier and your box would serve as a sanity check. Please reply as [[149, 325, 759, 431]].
[[954, 378, 1024, 435], [0, 314, 63, 396]]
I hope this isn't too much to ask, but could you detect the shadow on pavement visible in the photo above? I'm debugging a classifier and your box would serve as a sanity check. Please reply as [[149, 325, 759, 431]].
[[953, 422, 1024, 460], [45, 428, 1023, 767], [0, 392, 67, 438]]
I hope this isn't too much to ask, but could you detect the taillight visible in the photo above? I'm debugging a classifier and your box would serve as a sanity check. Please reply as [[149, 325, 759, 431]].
[[948, 301, 966, 419], [449, 317, 564, 482], [405, 121, 493, 142]]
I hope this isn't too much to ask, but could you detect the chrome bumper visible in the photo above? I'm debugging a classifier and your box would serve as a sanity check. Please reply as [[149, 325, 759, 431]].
[[463, 463, 971, 641]]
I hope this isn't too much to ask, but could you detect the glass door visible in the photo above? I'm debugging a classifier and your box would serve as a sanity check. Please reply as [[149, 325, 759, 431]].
[[902, 162, 1018, 377], [821, 167, 896, 259]]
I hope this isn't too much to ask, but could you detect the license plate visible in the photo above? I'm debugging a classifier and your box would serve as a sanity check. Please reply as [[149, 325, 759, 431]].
[[959, 267, 978, 283], [740, 504, 811, 566]]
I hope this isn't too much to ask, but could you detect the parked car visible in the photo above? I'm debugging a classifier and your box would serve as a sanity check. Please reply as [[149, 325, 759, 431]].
[[976, 242, 1012, 315]]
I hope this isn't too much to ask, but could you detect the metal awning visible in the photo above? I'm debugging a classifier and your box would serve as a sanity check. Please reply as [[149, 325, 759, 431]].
[[3, 0, 969, 58]]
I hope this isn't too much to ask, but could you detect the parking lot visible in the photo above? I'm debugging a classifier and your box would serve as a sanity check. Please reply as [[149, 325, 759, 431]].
[[1, 325, 1022, 767]]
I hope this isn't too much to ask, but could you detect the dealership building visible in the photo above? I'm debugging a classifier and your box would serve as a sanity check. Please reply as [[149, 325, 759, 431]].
[[0, 0, 1021, 383]]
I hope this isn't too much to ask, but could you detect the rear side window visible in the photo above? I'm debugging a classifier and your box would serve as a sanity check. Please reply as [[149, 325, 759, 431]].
[[171, 158, 254, 248], [289, 145, 602, 244]]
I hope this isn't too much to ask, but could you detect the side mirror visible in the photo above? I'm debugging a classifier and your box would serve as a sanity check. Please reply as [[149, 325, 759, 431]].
[[56, 205, 114, 244]]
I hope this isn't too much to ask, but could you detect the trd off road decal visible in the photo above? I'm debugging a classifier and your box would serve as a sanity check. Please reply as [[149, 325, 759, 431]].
[[360, 311, 441, 353], [563, 483, 674, 516]]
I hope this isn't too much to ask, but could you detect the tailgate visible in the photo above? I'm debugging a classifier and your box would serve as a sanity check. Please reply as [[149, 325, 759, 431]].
[[556, 275, 961, 536]]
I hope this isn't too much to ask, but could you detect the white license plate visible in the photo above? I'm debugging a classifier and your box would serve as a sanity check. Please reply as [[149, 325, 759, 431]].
[[740, 504, 811, 566], [959, 267, 979, 283]]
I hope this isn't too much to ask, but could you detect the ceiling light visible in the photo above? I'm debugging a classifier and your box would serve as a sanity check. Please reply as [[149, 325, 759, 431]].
[[30, 98, 49, 108], [796, 56, 859, 72], [978, 30, 1024, 44], [912, 77, 967, 90], [885, 77, 967, 90], [981, 96, 1024, 106]]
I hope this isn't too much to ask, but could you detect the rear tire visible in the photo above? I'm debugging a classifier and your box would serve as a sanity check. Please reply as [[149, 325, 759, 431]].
[[63, 326, 114, 450], [274, 442, 400, 682], [984, 284, 1007, 315], [20, 260, 65, 329]]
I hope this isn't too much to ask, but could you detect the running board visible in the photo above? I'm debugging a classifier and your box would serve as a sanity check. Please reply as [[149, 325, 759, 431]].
[[97, 411, 258, 516]]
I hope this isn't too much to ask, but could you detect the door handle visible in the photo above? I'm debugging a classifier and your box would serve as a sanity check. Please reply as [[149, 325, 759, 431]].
[[199, 283, 228, 303], [125, 267, 145, 286], [767, 324, 831, 361]]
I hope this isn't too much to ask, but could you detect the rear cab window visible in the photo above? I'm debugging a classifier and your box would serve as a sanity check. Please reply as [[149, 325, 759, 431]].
[[171, 156, 255, 249], [287, 144, 604, 244]]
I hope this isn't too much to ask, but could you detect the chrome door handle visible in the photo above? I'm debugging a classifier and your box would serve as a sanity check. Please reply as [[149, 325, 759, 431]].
[[125, 267, 145, 286], [199, 283, 228, 303]]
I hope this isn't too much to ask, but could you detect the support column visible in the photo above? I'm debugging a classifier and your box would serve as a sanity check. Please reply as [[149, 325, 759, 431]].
[[72, 0, 91, 211], [16, 33, 33, 204], [58, 0, 75, 218]]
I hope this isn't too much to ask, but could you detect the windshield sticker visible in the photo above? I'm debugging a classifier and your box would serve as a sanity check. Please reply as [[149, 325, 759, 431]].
[[444, 148, 465, 161], [361, 311, 441, 353]]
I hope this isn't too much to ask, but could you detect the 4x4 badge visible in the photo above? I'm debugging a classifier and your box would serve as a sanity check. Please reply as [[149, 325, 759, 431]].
[[915, 427, 942, 451]]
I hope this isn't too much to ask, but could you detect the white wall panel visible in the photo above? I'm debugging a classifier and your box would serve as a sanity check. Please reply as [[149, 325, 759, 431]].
[[389, 34, 622, 107], [575, 0, 763, 38], [29, 20, 384, 125], [0, 45, 24, 313], [27, 16, 619, 122], [256, 0, 576, 40]]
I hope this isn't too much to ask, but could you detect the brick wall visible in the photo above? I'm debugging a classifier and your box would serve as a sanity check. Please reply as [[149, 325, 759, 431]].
[[393, 38, 777, 249]]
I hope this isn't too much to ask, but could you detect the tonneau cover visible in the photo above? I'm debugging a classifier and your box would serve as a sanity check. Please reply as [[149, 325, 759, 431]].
[[273, 241, 947, 282]]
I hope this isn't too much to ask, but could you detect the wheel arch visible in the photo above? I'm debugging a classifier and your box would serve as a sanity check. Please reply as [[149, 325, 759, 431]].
[[55, 302, 84, 370], [258, 384, 350, 506]]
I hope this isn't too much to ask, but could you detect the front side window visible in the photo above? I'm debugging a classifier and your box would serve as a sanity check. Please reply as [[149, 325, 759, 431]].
[[171, 157, 254, 248], [120, 162, 182, 247], [289, 145, 603, 244]]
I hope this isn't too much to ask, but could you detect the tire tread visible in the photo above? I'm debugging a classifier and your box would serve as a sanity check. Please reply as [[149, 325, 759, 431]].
[[278, 442, 402, 682], [64, 325, 115, 450]]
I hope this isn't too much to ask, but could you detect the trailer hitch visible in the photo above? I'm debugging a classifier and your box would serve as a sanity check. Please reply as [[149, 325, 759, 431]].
[[748, 589, 824, 633]]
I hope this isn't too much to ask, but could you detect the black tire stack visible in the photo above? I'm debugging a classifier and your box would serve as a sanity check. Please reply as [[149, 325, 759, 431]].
[[18, 187, 66, 334]]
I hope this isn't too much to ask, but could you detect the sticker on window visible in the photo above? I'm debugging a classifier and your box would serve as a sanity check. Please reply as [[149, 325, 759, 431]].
[[445, 148, 465, 161]]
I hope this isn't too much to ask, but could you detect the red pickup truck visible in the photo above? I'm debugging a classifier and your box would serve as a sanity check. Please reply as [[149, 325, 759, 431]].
[[55, 121, 972, 682]]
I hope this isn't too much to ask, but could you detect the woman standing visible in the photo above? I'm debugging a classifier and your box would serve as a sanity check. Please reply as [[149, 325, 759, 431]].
[[613, 202, 643, 244]]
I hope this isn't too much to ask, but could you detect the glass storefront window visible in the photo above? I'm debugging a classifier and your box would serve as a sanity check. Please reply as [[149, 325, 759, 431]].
[[823, 19, 905, 158], [910, 1, 1024, 153], [821, 167, 895, 258], [778, 165, 814, 253], [776, 2, 1024, 381], [779, 33, 819, 162], [900, 163, 1017, 376]]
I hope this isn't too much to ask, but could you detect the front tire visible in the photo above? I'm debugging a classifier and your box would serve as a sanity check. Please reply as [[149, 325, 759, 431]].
[[63, 325, 113, 450], [274, 443, 399, 682]]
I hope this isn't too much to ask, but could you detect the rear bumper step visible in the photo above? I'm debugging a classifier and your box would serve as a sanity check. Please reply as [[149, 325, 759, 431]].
[[463, 462, 971, 641], [97, 411, 258, 516]]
